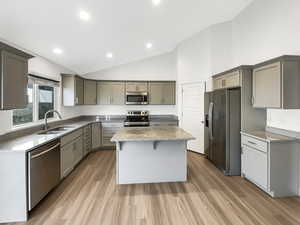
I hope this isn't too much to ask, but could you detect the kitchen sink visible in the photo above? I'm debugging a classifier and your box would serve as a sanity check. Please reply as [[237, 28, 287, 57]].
[[38, 125, 75, 135]]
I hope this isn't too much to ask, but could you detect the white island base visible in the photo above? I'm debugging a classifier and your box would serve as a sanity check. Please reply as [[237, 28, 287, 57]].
[[116, 140, 187, 184]]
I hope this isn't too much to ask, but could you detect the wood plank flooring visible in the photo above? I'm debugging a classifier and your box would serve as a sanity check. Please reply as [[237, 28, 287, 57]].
[[7, 150, 300, 225]]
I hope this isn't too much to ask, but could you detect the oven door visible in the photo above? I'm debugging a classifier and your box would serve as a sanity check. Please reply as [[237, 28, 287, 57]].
[[126, 92, 148, 105]]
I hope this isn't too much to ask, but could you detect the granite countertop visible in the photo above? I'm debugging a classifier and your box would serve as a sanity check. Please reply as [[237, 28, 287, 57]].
[[241, 130, 296, 143], [111, 127, 195, 142], [0, 115, 179, 153]]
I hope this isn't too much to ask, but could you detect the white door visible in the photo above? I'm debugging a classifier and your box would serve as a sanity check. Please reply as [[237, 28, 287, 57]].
[[181, 83, 205, 154]]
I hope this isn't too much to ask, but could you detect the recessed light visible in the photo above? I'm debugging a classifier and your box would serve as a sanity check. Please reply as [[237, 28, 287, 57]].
[[79, 10, 91, 21], [152, 0, 161, 6], [146, 42, 153, 49], [106, 52, 113, 59], [53, 48, 63, 55]]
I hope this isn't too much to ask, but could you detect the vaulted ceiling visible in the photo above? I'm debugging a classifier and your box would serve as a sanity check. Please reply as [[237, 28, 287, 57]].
[[0, 0, 253, 74]]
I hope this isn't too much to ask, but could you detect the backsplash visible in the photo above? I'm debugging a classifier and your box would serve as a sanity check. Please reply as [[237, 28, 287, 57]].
[[267, 109, 300, 132]]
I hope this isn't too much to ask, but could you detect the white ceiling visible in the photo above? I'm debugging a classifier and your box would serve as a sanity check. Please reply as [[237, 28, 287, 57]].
[[0, 0, 253, 74]]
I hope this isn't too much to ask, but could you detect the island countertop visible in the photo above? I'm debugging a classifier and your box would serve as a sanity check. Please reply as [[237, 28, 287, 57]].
[[111, 127, 195, 142]]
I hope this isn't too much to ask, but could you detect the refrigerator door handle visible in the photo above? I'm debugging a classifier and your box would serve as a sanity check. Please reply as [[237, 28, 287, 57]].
[[208, 102, 214, 140]]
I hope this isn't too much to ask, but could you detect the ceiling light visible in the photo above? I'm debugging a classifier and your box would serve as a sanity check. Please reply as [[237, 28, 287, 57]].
[[106, 52, 113, 59], [53, 48, 63, 55], [79, 10, 91, 21], [146, 42, 153, 49], [152, 0, 161, 6]]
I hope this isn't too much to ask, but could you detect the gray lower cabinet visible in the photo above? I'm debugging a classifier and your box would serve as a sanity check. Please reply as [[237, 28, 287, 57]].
[[126, 82, 148, 92], [92, 122, 102, 149], [253, 56, 300, 109], [149, 82, 176, 105], [102, 123, 123, 147], [241, 134, 298, 197], [0, 44, 33, 109], [83, 125, 92, 156], [84, 80, 97, 105], [62, 74, 84, 106], [60, 129, 83, 179], [97, 82, 125, 105]]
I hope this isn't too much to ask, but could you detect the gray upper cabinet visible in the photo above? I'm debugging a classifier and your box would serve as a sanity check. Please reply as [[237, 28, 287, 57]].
[[126, 82, 148, 92], [213, 70, 240, 90], [84, 80, 97, 105], [253, 56, 300, 109], [97, 81, 125, 105], [149, 82, 176, 105], [62, 74, 84, 106], [0, 42, 33, 110]]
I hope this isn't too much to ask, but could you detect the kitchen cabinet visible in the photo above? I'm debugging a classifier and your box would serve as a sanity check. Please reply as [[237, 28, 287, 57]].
[[60, 128, 83, 179], [213, 70, 240, 90], [72, 136, 83, 166], [61, 74, 84, 106], [83, 125, 92, 156], [92, 122, 102, 150], [241, 132, 298, 197], [149, 82, 176, 105], [126, 82, 148, 92], [0, 42, 33, 110], [252, 56, 300, 109], [102, 123, 123, 147], [61, 141, 75, 178], [97, 81, 125, 105], [84, 80, 97, 105]]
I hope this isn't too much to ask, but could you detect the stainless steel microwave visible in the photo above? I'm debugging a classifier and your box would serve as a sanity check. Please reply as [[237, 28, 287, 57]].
[[126, 92, 148, 105]]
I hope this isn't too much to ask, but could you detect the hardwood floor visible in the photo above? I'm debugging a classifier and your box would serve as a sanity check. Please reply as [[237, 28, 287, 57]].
[[7, 150, 300, 225]]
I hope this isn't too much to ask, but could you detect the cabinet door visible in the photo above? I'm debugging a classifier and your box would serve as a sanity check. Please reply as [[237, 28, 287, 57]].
[[253, 62, 281, 108], [126, 82, 148, 92], [97, 83, 111, 105], [224, 71, 240, 88], [92, 123, 102, 149], [84, 80, 97, 105], [149, 82, 175, 105], [1, 51, 28, 109], [242, 145, 268, 189], [61, 142, 74, 178], [73, 136, 83, 166], [162, 82, 176, 105], [111, 83, 125, 105], [149, 83, 164, 104], [75, 77, 84, 105]]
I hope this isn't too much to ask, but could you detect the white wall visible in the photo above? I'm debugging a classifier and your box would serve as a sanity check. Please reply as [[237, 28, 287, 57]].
[[0, 56, 82, 135], [81, 52, 177, 116], [176, 0, 300, 132]]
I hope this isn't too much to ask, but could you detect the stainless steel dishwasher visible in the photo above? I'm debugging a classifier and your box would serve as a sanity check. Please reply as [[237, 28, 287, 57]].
[[28, 140, 61, 211]]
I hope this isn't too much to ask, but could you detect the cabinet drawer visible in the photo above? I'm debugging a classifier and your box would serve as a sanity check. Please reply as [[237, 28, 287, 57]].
[[102, 123, 123, 128], [61, 129, 83, 147], [241, 135, 268, 153], [102, 137, 115, 146]]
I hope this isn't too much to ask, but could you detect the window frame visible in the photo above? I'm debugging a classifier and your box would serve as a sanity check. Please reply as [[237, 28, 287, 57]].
[[12, 80, 59, 129]]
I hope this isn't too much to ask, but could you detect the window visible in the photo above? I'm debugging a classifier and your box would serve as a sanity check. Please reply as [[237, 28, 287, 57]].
[[38, 85, 55, 120], [12, 76, 58, 127], [13, 83, 34, 126]]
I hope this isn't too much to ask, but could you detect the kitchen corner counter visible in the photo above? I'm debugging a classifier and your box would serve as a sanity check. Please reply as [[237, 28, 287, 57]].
[[241, 130, 296, 143], [111, 127, 194, 142]]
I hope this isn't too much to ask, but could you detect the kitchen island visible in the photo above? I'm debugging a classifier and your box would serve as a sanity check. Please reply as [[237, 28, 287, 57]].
[[111, 127, 194, 184]]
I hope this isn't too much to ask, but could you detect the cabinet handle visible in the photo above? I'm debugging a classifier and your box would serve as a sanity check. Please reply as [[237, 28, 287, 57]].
[[248, 141, 257, 145], [251, 96, 254, 105], [75, 97, 79, 104]]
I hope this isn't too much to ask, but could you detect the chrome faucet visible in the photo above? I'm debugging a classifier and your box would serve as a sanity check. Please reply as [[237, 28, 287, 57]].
[[44, 110, 62, 130]]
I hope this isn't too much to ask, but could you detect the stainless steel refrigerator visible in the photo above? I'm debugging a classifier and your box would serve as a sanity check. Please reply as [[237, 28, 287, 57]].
[[204, 88, 241, 176]]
